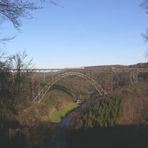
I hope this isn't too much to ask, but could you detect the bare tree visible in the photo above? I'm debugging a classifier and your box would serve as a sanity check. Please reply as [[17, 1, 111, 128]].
[[141, 0, 148, 40], [0, 0, 37, 41], [10, 51, 33, 97], [0, 0, 59, 29], [141, 0, 148, 59], [0, 50, 11, 70], [142, 0, 148, 13], [0, 0, 38, 29], [0, 51, 15, 119], [0, 0, 58, 41], [0, 50, 33, 117], [11, 50, 33, 70]]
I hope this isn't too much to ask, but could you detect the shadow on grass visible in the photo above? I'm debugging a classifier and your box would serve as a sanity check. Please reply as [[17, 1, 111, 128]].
[[0, 121, 57, 148], [1, 123, 148, 148], [65, 125, 148, 148]]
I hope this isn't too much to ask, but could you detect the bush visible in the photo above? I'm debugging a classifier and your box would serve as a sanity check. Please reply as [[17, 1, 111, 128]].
[[69, 96, 122, 128], [83, 96, 122, 128]]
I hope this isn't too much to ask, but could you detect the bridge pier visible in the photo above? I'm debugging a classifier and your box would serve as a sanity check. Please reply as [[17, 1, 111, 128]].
[[104, 69, 113, 94], [130, 70, 139, 84], [43, 72, 46, 81]]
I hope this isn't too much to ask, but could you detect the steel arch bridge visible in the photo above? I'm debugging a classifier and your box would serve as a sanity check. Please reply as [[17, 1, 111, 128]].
[[33, 72, 107, 103]]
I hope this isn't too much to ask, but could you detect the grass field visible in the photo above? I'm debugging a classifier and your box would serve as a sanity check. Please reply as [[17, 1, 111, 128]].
[[49, 103, 78, 122]]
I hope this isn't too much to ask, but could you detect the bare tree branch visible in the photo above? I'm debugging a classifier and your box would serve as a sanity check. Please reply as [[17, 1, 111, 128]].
[[0, 0, 38, 29], [0, 0, 58, 42], [141, 1, 148, 41], [11, 50, 33, 70], [0, 35, 16, 42]]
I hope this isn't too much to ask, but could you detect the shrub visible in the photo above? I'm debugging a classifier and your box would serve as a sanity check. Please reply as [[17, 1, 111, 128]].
[[69, 96, 122, 128]]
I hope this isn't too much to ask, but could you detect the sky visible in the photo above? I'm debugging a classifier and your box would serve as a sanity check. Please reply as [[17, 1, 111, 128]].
[[2, 0, 148, 68]]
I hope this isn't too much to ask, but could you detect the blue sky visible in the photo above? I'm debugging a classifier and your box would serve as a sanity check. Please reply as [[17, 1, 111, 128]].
[[3, 0, 148, 68]]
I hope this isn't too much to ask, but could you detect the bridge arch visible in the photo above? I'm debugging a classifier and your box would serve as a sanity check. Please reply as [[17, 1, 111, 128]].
[[33, 72, 107, 103]]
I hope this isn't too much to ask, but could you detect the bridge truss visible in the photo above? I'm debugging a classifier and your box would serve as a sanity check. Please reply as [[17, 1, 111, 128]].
[[33, 72, 107, 103]]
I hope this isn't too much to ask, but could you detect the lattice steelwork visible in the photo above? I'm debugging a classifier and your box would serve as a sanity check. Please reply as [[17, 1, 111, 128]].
[[33, 72, 107, 103]]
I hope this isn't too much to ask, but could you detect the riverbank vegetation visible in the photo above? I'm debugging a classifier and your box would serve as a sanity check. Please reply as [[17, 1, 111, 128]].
[[49, 103, 78, 122]]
